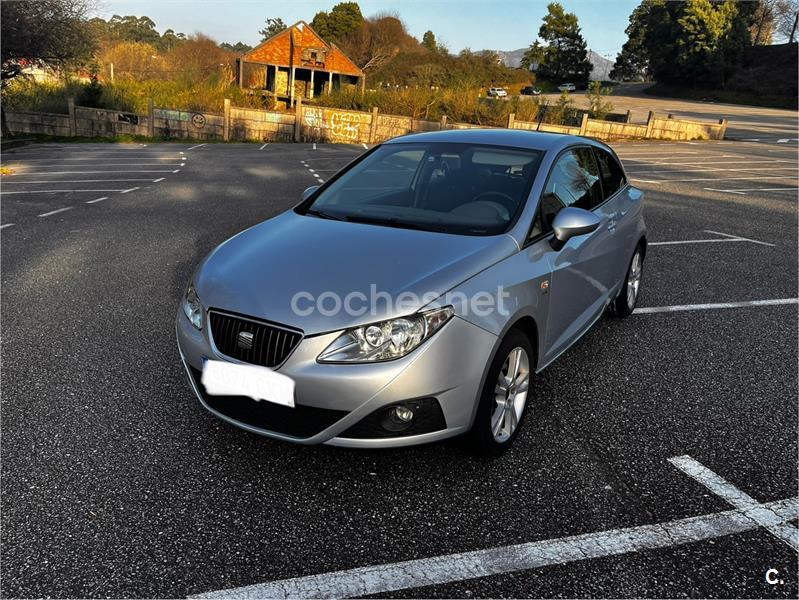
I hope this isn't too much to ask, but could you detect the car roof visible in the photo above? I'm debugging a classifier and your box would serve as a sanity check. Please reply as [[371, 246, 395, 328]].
[[383, 128, 607, 154]]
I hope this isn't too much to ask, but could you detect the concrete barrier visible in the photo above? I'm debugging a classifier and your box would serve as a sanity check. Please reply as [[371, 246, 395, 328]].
[[4, 98, 728, 144]]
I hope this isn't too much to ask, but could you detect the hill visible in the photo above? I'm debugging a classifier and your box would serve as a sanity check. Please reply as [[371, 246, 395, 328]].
[[491, 47, 614, 81]]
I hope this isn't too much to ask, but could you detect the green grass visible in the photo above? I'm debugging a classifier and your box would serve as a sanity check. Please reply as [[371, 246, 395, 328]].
[[645, 84, 797, 110]]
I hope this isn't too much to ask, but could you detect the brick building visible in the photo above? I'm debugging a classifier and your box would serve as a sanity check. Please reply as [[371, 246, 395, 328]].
[[236, 21, 364, 104]]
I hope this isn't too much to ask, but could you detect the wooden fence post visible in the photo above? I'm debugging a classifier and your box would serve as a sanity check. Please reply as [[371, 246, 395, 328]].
[[223, 98, 231, 142], [369, 106, 379, 143], [579, 112, 589, 136], [717, 118, 728, 140], [507, 112, 515, 129], [67, 97, 77, 137], [645, 110, 656, 138], [625, 109, 632, 123], [294, 96, 302, 142], [147, 98, 154, 138], [439, 115, 448, 130]]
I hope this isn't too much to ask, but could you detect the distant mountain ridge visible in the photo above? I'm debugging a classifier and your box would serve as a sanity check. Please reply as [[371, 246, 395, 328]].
[[492, 48, 615, 81]]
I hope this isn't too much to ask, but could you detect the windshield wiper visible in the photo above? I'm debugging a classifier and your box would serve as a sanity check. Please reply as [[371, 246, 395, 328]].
[[345, 214, 447, 233], [304, 208, 347, 221]]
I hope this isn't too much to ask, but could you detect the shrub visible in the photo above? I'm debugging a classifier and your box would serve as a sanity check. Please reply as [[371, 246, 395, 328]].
[[309, 86, 543, 127], [587, 81, 614, 120]]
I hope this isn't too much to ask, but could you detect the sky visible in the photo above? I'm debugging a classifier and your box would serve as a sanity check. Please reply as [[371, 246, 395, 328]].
[[95, 0, 640, 59]]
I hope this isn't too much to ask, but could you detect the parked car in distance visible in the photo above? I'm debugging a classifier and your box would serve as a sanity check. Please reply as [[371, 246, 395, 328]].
[[488, 87, 508, 98], [557, 83, 576, 92], [521, 86, 542, 96], [177, 129, 646, 454]]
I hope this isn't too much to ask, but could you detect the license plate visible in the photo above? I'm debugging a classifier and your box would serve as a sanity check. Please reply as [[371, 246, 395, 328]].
[[201, 359, 295, 408]]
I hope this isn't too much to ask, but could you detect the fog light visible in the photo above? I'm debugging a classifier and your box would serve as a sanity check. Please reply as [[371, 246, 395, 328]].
[[380, 404, 415, 432], [391, 405, 414, 423]]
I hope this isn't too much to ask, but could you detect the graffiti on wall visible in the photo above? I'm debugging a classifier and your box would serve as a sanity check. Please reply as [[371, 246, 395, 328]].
[[303, 107, 366, 141]]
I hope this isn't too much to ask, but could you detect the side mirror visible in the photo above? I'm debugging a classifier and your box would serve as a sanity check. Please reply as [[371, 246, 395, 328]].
[[550, 207, 600, 251], [302, 185, 320, 201]]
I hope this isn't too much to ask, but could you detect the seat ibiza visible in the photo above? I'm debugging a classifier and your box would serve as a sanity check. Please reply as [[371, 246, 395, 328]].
[[176, 129, 646, 453]]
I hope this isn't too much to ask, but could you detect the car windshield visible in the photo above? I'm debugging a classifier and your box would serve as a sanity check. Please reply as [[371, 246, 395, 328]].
[[298, 142, 544, 236]]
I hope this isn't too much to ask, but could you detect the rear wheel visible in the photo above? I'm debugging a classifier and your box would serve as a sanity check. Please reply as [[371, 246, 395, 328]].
[[613, 246, 644, 317], [468, 329, 533, 455]]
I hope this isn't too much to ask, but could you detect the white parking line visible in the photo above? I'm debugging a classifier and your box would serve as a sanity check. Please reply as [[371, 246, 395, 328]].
[[1, 223, 15, 229], [9, 170, 176, 175], [669, 456, 799, 551], [1, 189, 130, 195], [362, 143, 369, 149], [4, 156, 184, 161], [705, 186, 797, 195], [630, 166, 797, 175], [649, 238, 751, 246], [120, 187, 139, 194], [38, 207, 74, 217], [634, 175, 797, 184], [187, 143, 207, 150], [153, 177, 165, 183], [625, 160, 794, 168], [173, 169, 180, 173], [85, 197, 108, 204], [2, 179, 155, 184], [194, 496, 799, 599], [635, 298, 797, 315], [259, 143, 269, 150], [703, 229, 775, 246], [6, 163, 190, 168]]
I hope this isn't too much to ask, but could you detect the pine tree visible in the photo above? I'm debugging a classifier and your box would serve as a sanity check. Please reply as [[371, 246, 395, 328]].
[[535, 3, 592, 84]]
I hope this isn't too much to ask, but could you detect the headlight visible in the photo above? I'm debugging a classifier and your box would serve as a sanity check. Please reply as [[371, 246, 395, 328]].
[[317, 306, 455, 362], [318, 306, 454, 363], [182, 282, 203, 330]]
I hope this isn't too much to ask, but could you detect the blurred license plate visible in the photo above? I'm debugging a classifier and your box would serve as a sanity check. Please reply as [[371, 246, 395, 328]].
[[201, 359, 295, 408]]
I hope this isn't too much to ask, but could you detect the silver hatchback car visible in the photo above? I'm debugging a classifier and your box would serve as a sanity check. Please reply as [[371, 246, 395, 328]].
[[176, 129, 646, 454]]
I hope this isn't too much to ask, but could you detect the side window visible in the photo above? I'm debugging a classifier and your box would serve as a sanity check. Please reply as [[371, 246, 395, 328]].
[[594, 148, 626, 199], [536, 148, 602, 234]]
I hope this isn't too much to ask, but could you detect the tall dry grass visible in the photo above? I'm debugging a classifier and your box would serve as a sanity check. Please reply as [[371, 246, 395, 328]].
[[310, 86, 541, 127]]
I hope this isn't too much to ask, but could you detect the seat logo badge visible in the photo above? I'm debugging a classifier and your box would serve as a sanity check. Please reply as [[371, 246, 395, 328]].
[[237, 331, 254, 350]]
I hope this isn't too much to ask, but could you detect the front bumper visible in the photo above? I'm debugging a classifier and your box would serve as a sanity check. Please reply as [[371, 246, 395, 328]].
[[175, 307, 498, 448]]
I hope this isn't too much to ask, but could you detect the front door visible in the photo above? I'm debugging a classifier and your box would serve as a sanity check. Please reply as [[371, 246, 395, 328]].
[[536, 148, 617, 364]]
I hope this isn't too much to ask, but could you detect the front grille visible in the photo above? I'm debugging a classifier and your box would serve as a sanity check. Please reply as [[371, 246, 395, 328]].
[[209, 310, 302, 368], [189, 367, 348, 438]]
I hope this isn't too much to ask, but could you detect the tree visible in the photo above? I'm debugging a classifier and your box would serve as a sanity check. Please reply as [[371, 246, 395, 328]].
[[259, 17, 287, 42], [534, 3, 592, 83], [677, 0, 750, 87], [775, 0, 799, 41], [1, 0, 94, 80], [610, 1, 653, 81], [159, 29, 186, 52], [220, 41, 253, 54], [107, 14, 160, 45], [421, 30, 437, 52], [520, 41, 545, 71], [311, 2, 364, 44], [1, 0, 96, 135]]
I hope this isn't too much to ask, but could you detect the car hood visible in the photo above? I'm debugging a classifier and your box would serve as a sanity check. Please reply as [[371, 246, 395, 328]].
[[195, 210, 518, 334]]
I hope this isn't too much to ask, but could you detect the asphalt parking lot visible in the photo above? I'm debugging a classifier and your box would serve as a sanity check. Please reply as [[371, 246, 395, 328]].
[[1, 132, 797, 597]]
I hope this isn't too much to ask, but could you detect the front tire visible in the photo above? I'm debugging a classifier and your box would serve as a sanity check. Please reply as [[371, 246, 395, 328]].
[[468, 329, 534, 455], [613, 245, 644, 317]]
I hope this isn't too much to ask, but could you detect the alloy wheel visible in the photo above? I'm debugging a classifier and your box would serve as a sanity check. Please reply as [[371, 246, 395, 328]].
[[491, 347, 530, 442], [626, 251, 642, 310]]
